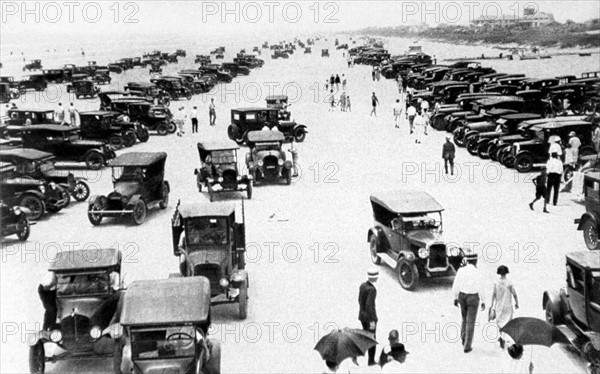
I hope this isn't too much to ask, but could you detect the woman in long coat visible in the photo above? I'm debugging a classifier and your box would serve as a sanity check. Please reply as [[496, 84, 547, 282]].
[[491, 265, 519, 348]]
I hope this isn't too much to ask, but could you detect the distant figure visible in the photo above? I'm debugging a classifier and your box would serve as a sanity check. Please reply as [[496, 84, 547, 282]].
[[490, 265, 519, 349], [358, 268, 378, 366], [529, 170, 549, 213], [329, 90, 336, 112], [209, 98, 216, 126], [325, 79, 329, 91], [379, 330, 409, 368], [566, 131, 581, 166], [546, 152, 563, 206], [406, 104, 416, 134], [176, 106, 187, 136], [442, 136, 456, 175], [68, 103, 78, 126], [548, 136, 563, 157], [393, 99, 403, 128], [330, 74, 335, 88], [340, 92, 347, 112], [55, 103, 66, 124], [342, 74, 347, 90], [413, 113, 425, 144], [346, 96, 351, 112], [370, 92, 379, 117], [191, 106, 198, 133], [371, 67, 376, 81], [335, 74, 341, 90]]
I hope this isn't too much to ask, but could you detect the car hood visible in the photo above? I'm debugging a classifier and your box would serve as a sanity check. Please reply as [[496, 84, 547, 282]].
[[187, 247, 228, 268], [134, 358, 194, 374], [255, 150, 284, 160], [2, 177, 44, 187], [466, 121, 495, 130], [72, 140, 106, 147], [59, 296, 110, 325], [514, 139, 539, 147], [112, 182, 142, 199], [405, 230, 445, 247]]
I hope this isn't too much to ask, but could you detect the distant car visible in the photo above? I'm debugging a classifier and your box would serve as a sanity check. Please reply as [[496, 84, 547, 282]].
[[105, 98, 174, 136], [195, 140, 252, 201], [66, 79, 100, 99], [172, 200, 249, 319], [79, 110, 148, 148], [88, 152, 170, 225], [42, 68, 71, 83], [321, 49, 330, 57], [117, 277, 221, 374], [4, 109, 57, 137], [245, 130, 294, 185], [149, 77, 192, 101], [265, 95, 291, 120], [575, 172, 600, 250], [367, 190, 467, 290], [16, 74, 48, 92], [23, 59, 42, 71], [28, 248, 124, 374], [124, 82, 171, 106], [228, 107, 307, 144], [0, 200, 31, 241], [93, 69, 111, 85], [221, 62, 250, 76]]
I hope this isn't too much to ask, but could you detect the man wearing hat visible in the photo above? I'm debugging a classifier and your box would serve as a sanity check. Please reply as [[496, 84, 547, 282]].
[[452, 254, 486, 353], [358, 268, 379, 365], [379, 329, 409, 368], [190, 106, 198, 133], [442, 136, 456, 175], [566, 131, 581, 166], [546, 152, 563, 206]]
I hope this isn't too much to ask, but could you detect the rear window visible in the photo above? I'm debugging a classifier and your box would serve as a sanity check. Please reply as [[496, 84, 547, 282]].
[[233, 113, 240, 121], [246, 113, 256, 121]]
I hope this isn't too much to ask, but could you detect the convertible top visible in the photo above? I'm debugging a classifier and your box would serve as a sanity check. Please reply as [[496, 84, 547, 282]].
[[197, 140, 239, 152], [121, 277, 211, 326], [177, 202, 236, 218], [7, 109, 54, 114], [109, 152, 167, 167], [80, 110, 120, 117], [566, 251, 600, 270], [370, 190, 444, 214], [530, 120, 590, 131], [0, 148, 54, 161], [247, 130, 285, 143], [500, 113, 541, 121], [49, 248, 121, 272]]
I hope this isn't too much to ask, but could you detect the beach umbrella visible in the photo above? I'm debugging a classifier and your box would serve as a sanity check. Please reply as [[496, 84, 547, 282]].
[[500, 317, 570, 347], [314, 328, 377, 364]]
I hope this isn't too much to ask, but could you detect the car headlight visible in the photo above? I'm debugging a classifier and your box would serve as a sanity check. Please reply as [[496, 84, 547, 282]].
[[418, 247, 429, 259], [218, 177, 223, 183], [278, 159, 284, 166], [50, 330, 62, 343], [49, 182, 57, 190], [90, 326, 102, 339], [405, 252, 416, 262], [108, 323, 123, 339], [39, 186, 46, 194], [257, 160, 264, 167], [219, 278, 229, 288], [12, 207, 21, 215]]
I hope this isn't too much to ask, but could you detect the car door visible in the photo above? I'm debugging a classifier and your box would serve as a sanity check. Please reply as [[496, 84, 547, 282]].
[[586, 272, 600, 332], [567, 263, 588, 325]]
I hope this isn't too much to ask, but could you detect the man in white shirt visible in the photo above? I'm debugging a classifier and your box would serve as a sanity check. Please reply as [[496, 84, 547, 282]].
[[452, 254, 485, 353], [406, 105, 417, 134], [546, 152, 563, 206], [55, 103, 66, 124], [567, 131, 581, 165], [392, 99, 402, 128], [413, 114, 426, 144], [191, 106, 198, 133], [176, 106, 187, 136], [548, 137, 562, 157]]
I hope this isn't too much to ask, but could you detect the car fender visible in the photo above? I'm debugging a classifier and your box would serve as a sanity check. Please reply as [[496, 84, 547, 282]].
[[74, 176, 88, 182], [17, 190, 46, 201], [231, 269, 248, 287], [367, 227, 386, 249], [88, 195, 106, 207], [126, 195, 143, 209], [27, 330, 50, 346], [292, 123, 308, 133], [543, 289, 566, 315], [577, 212, 600, 231]]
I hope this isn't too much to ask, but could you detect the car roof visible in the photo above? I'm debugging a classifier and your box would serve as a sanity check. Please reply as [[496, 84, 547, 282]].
[[21, 124, 78, 132], [0, 148, 54, 161], [520, 116, 586, 126], [370, 190, 444, 214], [80, 110, 120, 116], [49, 248, 121, 272], [109, 152, 167, 167], [500, 113, 542, 120], [99, 90, 130, 95], [266, 95, 288, 101], [531, 120, 590, 131], [121, 277, 211, 326], [127, 82, 156, 87], [8, 109, 53, 114], [178, 202, 236, 218], [566, 251, 600, 270], [232, 107, 273, 112], [197, 140, 239, 151], [247, 130, 285, 142]]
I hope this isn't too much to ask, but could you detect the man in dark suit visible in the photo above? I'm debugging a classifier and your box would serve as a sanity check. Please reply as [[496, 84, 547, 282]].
[[358, 268, 379, 365]]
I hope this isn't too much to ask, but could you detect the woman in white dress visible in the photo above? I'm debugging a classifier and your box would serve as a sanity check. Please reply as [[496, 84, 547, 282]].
[[490, 265, 519, 349]]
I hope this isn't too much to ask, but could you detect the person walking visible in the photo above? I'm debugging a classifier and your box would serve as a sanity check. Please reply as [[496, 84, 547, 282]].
[[209, 98, 216, 126], [371, 67, 376, 81], [330, 74, 335, 90], [176, 106, 187, 136], [358, 268, 378, 366], [548, 136, 562, 158], [546, 152, 563, 206], [55, 103, 66, 125], [191, 106, 198, 133], [421, 100, 430, 135], [329, 90, 336, 112], [335, 74, 341, 90], [489, 265, 519, 349], [346, 96, 351, 112], [529, 170, 549, 213], [340, 92, 347, 112], [442, 136, 456, 175], [452, 254, 486, 353], [566, 131, 581, 166], [396, 76, 403, 94], [68, 103, 78, 126], [406, 104, 416, 134], [370, 92, 379, 117], [393, 99, 403, 128], [375, 66, 381, 81], [413, 113, 425, 144], [342, 74, 347, 90]]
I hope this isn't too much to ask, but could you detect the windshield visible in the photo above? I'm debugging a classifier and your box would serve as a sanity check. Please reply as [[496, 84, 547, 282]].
[[533, 129, 545, 142], [254, 142, 280, 151], [56, 272, 110, 297], [39, 161, 55, 173], [132, 327, 196, 360], [185, 217, 228, 247], [211, 150, 236, 165], [399, 212, 442, 231], [112, 166, 146, 182]]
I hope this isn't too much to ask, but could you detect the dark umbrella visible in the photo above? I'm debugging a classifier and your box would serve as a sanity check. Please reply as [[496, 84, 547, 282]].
[[500, 317, 571, 347], [314, 328, 377, 364]]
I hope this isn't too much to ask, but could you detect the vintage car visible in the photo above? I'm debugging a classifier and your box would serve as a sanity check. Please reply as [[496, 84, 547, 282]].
[[116, 277, 220, 374], [543, 251, 600, 372], [28, 248, 124, 374], [4, 109, 57, 137], [88, 152, 169, 225], [452, 108, 518, 147], [271, 51, 289, 59], [0, 148, 90, 202], [23, 59, 42, 71], [172, 201, 249, 319], [221, 62, 250, 76], [79, 111, 148, 148], [195, 141, 252, 201], [107, 63, 124, 74], [93, 69, 111, 85], [575, 172, 600, 250], [511, 120, 597, 172], [106, 98, 175, 136], [245, 131, 293, 185], [66, 79, 100, 99], [446, 96, 526, 135], [17, 74, 48, 92], [265, 95, 291, 120], [367, 190, 466, 290], [150, 78, 192, 101], [0, 161, 70, 220], [124, 82, 171, 106], [42, 68, 71, 83], [0, 200, 31, 241], [322, 49, 330, 57], [197, 66, 233, 83], [20, 125, 116, 170], [228, 108, 307, 144], [0, 82, 11, 103], [149, 61, 163, 75]]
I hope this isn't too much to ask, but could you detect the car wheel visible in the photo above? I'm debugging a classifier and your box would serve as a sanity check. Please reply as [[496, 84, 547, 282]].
[[293, 128, 306, 143], [88, 201, 104, 225], [167, 121, 177, 133], [545, 299, 564, 325], [157, 123, 169, 136], [186, 92, 192, 100], [159, 183, 169, 209], [453, 133, 465, 147], [563, 165, 574, 183], [477, 143, 490, 159], [228, 125, 241, 142], [85, 152, 104, 170], [396, 258, 419, 291], [109, 136, 124, 149], [503, 156, 515, 169], [20, 195, 45, 221], [466, 138, 479, 155], [432, 116, 445, 131], [583, 220, 600, 251], [123, 131, 137, 147], [72, 181, 90, 201], [487, 144, 498, 161], [514, 154, 534, 173], [131, 200, 147, 225], [247, 180, 253, 199], [239, 278, 248, 320], [369, 235, 381, 265], [16, 216, 30, 241], [204, 339, 221, 374], [29, 341, 45, 374]]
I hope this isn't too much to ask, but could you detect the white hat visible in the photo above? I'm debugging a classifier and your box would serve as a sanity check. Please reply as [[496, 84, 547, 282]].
[[367, 268, 379, 279]]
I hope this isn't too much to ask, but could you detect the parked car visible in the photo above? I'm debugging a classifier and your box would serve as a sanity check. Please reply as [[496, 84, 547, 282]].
[[0, 161, 70, 220], [42, 68, 71, 83], [221, 62, 250, 76], [575, 172, 600, 250], [195, 141, 252, 201], [171, 201, 249, 319], [367, 190, 466, 290], [0, 82, 10, 103], [93, 69, 111, 85], [265, 95, 292, 120], [228, 107, 307, 144], [543, 251, 600, 372], [66, 79, 100, 99], [88, 152, 169, 225], [117, 277, 221, 374], [28, 248, 124, 374], [468, 113, 542, 157], [106, 98, 174, 136], [322, 49, 330, 57], [4, 109, 57, 137], [124, 82, 171, 106], [79, 110, 148, 148], [245, 130, 294, 185], [20, 124, 116, 170], [0, 200, 31, 241], [17, 74, 48, 92], [23, 59, 42, 71], [150, 77, 192, 100], [453, 108, 518, 147]]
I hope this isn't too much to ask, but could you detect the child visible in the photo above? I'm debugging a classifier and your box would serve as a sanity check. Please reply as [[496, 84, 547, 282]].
[[529, 170, 549, 213]]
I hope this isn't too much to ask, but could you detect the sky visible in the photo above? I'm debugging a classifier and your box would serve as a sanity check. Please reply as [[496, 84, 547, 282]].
[[1, 1, 599, 42]]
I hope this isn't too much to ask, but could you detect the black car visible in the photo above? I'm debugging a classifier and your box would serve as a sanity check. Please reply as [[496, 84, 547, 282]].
[[245, 131, 294, 185], [42, 68, 71, 83], [16, 74, 48, 92], [228, 107, 307, 144], [124, 82, 171, 106], [0, 148, 91, 202], [20, 125, 116, 170], [79, 111, 148, 148], [66, 79, 100, 99], [23, 59, 42, 71], [149, 78, 192, 101], [575, 172, 600, 250], [4, 109, 57, 137], [105, 99, 175, 135], [0, 200, 31, 241], [222, 62, 250, 76], [447, 96, 526, 135]]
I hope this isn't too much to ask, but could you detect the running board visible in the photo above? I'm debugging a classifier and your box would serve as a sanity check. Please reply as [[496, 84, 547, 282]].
[[377, 253, 398, 269]]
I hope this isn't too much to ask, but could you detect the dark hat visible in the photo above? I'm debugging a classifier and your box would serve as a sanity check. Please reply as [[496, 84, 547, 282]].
[[389, 343, 409, 359], [497, 265, 509, 275], [388, 329, 399, 341], [508, 344, 524, 359]]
